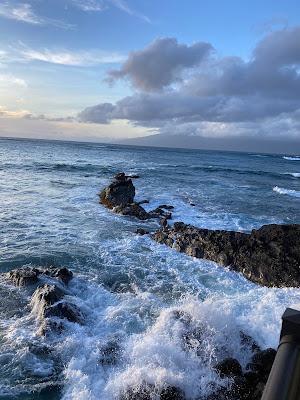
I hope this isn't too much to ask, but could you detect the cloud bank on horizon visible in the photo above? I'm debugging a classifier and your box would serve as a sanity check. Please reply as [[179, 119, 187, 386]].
[[79, 28, 300, 140]]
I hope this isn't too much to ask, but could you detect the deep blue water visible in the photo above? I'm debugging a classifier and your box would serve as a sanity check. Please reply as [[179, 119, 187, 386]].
[[0, 138, 299, 399]]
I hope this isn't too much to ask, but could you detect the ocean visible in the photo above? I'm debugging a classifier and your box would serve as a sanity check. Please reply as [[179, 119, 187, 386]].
[[0, 137, 300, 400]]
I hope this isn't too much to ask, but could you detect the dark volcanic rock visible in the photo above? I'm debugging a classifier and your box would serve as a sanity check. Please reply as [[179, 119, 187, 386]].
[[45, 267, 73, 285], [7, 267, 40, 286], [114, 203, 150, 220], [44, 301, 84, 324], [136, 228, 149, 235], [99, 172, 152, 220], [152, 223, 300, 287], [100, 173, 135, 208], [32, 284, 65, 308], [215, 358, 243, 378], [6, 267, 73, 287]]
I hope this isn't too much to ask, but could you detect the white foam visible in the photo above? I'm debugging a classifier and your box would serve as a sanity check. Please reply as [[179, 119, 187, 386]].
[[285, 172, 300, 178], [273, 186, 300, 198], [283, 156, 300, 161]]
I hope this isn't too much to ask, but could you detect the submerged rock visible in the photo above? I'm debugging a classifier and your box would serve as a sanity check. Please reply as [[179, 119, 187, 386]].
[[153, 222, 300, 287], [98, 340, 121, 365]]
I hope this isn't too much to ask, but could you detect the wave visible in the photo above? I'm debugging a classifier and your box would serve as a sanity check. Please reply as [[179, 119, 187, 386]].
[[284, 173, 300, 178], [273, 186, 300, 198], [283, 156, 300, 161]]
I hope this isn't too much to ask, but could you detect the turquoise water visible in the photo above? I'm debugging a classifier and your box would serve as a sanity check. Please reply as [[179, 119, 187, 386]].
[[0, 138, 299, 399]]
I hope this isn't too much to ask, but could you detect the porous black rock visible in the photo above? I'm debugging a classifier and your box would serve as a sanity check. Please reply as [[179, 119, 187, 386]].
[[160, 386, 185, 400], [153, 222, 300, 287]]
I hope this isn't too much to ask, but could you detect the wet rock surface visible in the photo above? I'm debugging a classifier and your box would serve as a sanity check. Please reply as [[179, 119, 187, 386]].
[[99, 173, 174, 221], [6, 266, 73, 287], [153, 222, 300, 287], [44, 301, 84, 324]]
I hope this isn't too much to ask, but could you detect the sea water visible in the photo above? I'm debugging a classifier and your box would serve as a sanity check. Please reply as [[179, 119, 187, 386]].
[[0, 138, 300, 399]]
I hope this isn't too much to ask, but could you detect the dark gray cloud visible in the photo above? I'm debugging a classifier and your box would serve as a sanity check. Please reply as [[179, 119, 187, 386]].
[[79, 28, 300, 138], [107, 37, 213, 91]]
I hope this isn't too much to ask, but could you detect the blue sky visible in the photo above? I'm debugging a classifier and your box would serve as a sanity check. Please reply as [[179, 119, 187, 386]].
[[1, 0, 300, 143]]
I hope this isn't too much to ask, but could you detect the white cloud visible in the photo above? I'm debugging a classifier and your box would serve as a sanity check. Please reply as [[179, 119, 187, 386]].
[[20, 48, 125, 66], [0, 2, 74, 29], [70, 0, 150, 23], [0, 105, 29, 118], [0, 73, 27, 87]]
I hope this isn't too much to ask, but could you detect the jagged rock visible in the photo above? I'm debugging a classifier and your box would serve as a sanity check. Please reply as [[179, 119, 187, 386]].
[[6, 267, 73, 287], [32, 284, 65, 309], [136, 228, 149, 235], [239, 331, 261, 353], [246, 348, 276, 376], [115, 203, 150, 220], [215, 358, 243, 378], [38, 319, 65, 336], [100, 173, 135, 208], [44, 267, 73, 285], [44, 302, 84, 324], [153, 223, 300, 287], [160, 386, 185, 400], [7, 267, 40, 286]]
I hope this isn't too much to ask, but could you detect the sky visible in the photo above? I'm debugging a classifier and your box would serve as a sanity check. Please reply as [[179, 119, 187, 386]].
[[0, 0, 300, 150]]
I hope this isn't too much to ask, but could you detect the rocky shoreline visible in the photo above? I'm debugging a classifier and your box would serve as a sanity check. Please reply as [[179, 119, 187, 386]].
[[101, 172, 300, 288]]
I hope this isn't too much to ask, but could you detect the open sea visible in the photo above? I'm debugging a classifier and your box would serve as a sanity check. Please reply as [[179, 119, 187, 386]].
[[0, 137, 300, 400]]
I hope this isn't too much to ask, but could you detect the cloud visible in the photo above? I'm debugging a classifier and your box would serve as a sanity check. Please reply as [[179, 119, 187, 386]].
[[0, 106, 29, 118], [79, 27, 300, 140], [0, 2, 73, 29], [0, 73, 27, 87], [20, 48, 125, 66], [70, 0, 150, 23], [107, 37, 213, 91]]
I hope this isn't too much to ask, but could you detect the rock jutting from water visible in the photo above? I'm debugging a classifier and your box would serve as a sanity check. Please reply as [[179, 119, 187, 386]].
[[5, 266, 84, 335], [152, 222, 300, 287], [99, 172, 174, 221]]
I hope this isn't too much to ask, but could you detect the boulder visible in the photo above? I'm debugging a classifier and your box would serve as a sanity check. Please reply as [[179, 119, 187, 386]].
[[115, 203, 150, 220], [215, 358, 243, 378], [44, 301, 84, 324], [152, 223, 300, 287], [7, 267, 40, 286], [6, 266, 73, 287], [32, 284, 65, 308], [100, 174, 135, 208]]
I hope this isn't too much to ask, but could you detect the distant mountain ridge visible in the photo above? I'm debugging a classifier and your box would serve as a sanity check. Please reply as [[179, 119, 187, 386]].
[[116, 134, 300, 155]]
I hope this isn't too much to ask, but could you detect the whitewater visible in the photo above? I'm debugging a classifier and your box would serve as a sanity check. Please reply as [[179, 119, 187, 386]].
[[0, 138, 300, 400]]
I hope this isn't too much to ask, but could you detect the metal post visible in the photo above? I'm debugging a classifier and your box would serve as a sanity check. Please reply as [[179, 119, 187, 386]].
[[262, 306, 300, 400]]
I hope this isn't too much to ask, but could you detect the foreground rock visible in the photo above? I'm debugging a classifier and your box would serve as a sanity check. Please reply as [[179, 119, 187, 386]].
[[6, 266, 73, 287], [99, 172, 174, 221], [153, 222, 300, 287]]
